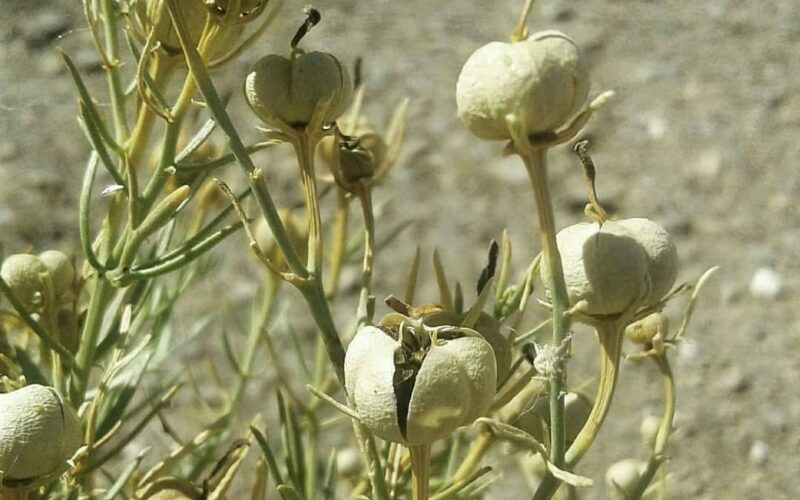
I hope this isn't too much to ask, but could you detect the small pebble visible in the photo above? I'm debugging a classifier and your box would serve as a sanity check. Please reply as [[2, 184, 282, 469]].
[[765, 411, 787, 434], [719, 280, 742, 305], [661, 205, 692, 236], [748, 440, 769, 466], [719, 366, 750, 394], [693, 148, 722, 183], [748, 267, 783, 300], [542, 2, 575, 22], [645, 114, 668, 139], [677, 340, 698, 362]]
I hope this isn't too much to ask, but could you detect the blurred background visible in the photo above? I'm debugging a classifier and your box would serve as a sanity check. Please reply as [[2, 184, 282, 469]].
[[1, 0, 798, 498]]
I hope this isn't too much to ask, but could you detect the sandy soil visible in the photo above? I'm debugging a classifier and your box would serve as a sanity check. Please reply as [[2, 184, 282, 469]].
[[1, 1, 798, 498]]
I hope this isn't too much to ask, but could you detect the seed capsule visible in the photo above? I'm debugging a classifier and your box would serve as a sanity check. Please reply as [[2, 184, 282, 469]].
[[542, 220, 649, 316], [456, 31, 590, 140], [345, 322, 496, 446], [37, 250, 74, 298], [0, 384, 82, 483], [135, 0, 209, 55], [605, 459, 645, 499], [616, 218, 678, 304], [422, 310, 511, 386], [1, 254, 49, 313], [541, 218, 678, 317], [245, 52, 353, 128], [134, 0, 266, 60], [639, 414, 661, 451]]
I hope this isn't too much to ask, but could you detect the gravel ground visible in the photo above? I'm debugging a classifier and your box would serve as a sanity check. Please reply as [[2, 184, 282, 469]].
[[1, 1, 799, 498]]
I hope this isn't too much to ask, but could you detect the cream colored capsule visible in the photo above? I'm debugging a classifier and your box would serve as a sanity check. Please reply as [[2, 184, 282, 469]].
[[423, 310, 511, 386], [616, 218, 678, 303], [345, 324, 496, 446], [542, 218, 678, 317], [456, 31, 590, 140], [541, 221, 649, 316], [0, 384, 83, 482], [245, 52, 353, 128]]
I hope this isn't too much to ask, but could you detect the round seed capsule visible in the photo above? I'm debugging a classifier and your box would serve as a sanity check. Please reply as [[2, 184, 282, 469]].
[[541, 221, 649, 316], [345, 323, 496, 446], [245, 52, 353, 128], [1, 254, 49, 313], [0, 384, 83, 483], [38, 250, 74, 298], [456, 31, 590, 140]]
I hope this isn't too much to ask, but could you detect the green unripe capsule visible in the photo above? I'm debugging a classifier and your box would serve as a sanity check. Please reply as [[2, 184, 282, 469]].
[[625, 312, 668, 346], [245, 51, 353, 128], [37, 250, 74, 298], [1, 254, 49, 313], [135, 0, 209, 55]]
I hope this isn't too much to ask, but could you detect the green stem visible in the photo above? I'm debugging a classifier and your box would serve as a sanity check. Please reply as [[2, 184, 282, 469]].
[[533, 322, 623, 499], [163, 5, 388, 498], [164, 0, 306, 278], [512, 0, 536, 42], [70, 275, 112, 405], [125, 220, 242, 279], [226, 273, 280, 413], [566, 323, 622, 465], [355, 185, 375, 328], [174, 142, 277, 173], [325, 189, 350, 298], [522, 149, 572, 470], [99, 0, 128, 140], [140, 73, 196, 210], [296, 280, 346, 386], [627, 355, 675, 500]]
